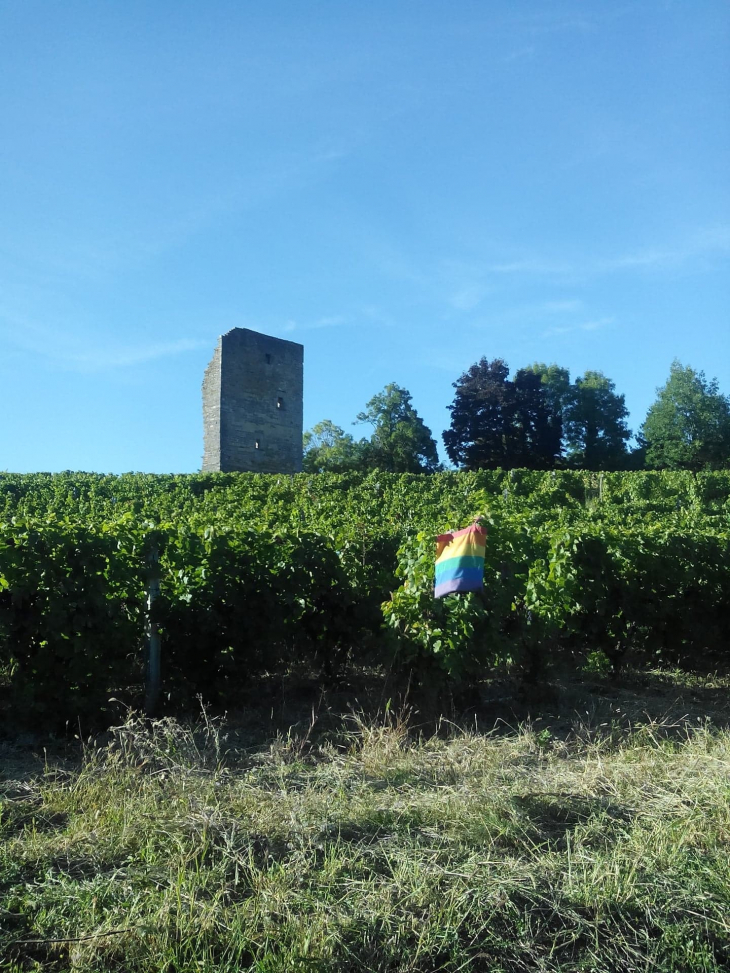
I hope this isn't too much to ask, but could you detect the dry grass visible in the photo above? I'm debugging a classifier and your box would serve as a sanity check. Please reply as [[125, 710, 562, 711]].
[[1, 676, 729, 971]]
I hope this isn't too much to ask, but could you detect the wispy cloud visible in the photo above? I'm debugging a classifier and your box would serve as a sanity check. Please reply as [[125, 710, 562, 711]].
[[0, 196, 240, 284], [360, 305, 399, 328], [528, 15, 596, 35], [417, 347, 481, 375], [0, 142, 355, 286], [0, 311, 208, 372], [485, 225, 730, 284], [467, 297, 585, 329], [311, 315, 348, 329], [542, 316, 614, 338], [597, 226, 730, 273], [513, 5, 636, 38], [450, 284, 488, 312], [501, 45, 536, 63], [581, 318, 611, 331], [279, 314, 349, 334], [63, 339, 209, 371], [541, 299, 583, 313], [487, 257, 574, 277]]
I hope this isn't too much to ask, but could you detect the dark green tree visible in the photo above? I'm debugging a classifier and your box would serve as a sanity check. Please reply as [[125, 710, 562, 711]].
[[302, 420, 367, 473], [512, 367, 563, 467], [443, 359, 563, 470], [442, 359, 513, 469], [356, 383, 440, 472], [525, 362, 571, 460], [563, 371, 631, 470], [641, 361, 730, 470]]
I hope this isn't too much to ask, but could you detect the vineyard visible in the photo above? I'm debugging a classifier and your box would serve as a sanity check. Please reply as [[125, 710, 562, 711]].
[[1, 470, 729, 729]]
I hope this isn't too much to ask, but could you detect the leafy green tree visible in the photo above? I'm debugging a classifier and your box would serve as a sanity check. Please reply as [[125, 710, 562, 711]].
[[442, 359, 562, 469], [512, 368, 563, 468], [641, 361, 730, 470], [525, 362, 571, 459], [442, 359, 513, 470], [302, 420, 366, 473], [563, 371, 631, 470], [356, 383, 440, 472]]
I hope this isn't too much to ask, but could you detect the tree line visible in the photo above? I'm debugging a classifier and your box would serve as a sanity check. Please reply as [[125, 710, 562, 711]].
[[303, 359, 730, 473]]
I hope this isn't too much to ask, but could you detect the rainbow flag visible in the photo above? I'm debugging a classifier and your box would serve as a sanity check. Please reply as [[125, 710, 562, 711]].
[[434, 523, 487, 598]]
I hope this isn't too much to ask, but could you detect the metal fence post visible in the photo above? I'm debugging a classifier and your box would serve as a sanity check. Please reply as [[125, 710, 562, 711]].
[[145, 545, 161, 716]]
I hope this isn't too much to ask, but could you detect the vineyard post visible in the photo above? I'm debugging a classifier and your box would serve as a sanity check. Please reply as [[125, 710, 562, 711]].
[[145, 545, 161, 715]]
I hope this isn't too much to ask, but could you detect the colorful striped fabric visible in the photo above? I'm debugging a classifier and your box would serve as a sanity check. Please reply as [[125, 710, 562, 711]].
[[434, 523, 487, 598]]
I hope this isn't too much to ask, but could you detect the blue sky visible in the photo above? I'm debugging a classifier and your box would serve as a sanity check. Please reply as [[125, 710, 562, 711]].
[[1, 0, 728, 472]]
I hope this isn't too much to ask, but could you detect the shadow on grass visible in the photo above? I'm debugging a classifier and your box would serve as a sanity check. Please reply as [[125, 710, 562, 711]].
[[212, 664, 730, 757], [510, 792, 633, 851]]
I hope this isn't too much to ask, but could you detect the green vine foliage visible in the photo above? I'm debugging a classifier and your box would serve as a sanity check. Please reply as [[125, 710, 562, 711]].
[[0, 517, 146, 728], [158, 524, 366, 705], [382, 531, 492, 679], [0, 470, 729, 728], [383, 513, 571, 684]]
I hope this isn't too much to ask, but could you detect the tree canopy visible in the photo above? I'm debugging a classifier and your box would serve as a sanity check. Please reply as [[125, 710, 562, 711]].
[[511, 367, 564, 468], [526, 362, 571, 452], [442, 359, 512, 470], [302, 420, 366, 473], [640, 361, 730, 470], [304, 358, 729, 475], [442, 358, 563, 470], [563, 371, 632, 470], [356, 383, 440, 473], [304, 384, 440, 474]]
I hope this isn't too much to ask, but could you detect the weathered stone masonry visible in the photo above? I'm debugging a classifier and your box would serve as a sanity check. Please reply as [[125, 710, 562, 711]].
[[202, 328, 304, 473]]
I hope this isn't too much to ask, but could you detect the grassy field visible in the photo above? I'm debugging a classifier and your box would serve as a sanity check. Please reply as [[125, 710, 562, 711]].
[[1, 671, 729, 972]]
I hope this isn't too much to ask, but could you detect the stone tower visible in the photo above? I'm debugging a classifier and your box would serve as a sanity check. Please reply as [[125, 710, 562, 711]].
[[202, 328, 304, 473]]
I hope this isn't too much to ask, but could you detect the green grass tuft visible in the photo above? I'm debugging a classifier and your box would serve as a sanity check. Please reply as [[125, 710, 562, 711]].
[[1, 692, 729, 971]]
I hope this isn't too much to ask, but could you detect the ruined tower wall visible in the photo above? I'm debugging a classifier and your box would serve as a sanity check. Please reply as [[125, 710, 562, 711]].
[[202, 328, 304, 474], [201, 342, 222, 471]]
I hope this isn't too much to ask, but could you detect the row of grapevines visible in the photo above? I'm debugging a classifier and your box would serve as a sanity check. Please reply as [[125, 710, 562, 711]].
[[383, 508, 730, 683], [1, 471, 728, 727], [2, 470, 729, 525], [0, 516, 377, 728]]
